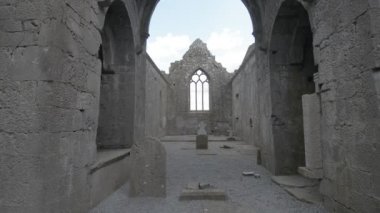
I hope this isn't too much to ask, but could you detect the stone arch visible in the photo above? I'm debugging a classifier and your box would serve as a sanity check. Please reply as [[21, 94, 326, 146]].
[[96, 0, 136, 149], [269, 0, 318, 175], [139, 0, 263, 44]]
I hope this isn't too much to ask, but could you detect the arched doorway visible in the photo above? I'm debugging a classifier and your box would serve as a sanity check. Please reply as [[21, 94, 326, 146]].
[[269, 0, 318, 175], [97, 0, 136, 149]]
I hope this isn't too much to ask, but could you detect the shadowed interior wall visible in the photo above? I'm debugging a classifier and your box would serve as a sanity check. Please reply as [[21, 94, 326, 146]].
[[269, 0, 317, 175], [96, 0, 136, 149], [232, 0, 380, 212]]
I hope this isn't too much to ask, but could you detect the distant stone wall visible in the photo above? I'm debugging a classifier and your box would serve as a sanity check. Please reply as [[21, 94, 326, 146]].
[[166, 39, 232, 135], [145, 54, 169, 138]]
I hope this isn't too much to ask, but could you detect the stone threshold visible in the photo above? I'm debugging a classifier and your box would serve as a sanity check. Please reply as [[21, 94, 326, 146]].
[[271, 175, 322, 204], [90, 149, 131, 174]]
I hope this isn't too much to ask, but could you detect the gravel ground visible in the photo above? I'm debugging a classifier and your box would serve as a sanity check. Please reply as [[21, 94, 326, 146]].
[[91, 141, 328, 213]]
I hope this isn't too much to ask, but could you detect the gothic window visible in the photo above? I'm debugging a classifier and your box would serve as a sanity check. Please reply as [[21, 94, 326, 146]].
[[190, 70, 209, 111]]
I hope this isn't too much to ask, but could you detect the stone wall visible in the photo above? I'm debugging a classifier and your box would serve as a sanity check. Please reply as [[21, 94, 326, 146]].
[[1, 0, 379, 212], [232, 0, 380, 212], [96, 0, 136, 149], [145, 54, 169, 138], [166, 39, 232, 135], [232, 44, 275, 172], [0, 0, 144, 212]]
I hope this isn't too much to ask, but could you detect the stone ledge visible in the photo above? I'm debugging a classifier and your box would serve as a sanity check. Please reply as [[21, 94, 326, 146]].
[[272, 175, 319, 188], [90, 149, 131, 174]]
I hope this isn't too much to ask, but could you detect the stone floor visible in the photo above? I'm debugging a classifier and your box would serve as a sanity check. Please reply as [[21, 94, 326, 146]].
[[91, 139, 327, 213]]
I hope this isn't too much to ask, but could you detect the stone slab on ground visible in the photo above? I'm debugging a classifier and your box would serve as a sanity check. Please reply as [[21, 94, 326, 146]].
[[271, 175, 319, 188], [196, 150, 217, 155], [179, 189, 227, 201], [283, 186, 323, 204]]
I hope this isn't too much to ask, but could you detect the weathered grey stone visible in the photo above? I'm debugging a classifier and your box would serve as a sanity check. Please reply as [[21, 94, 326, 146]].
[[179, 189, 227, 201], [298, 167, 323, 180], [196, 121, 208, 149], [166, 39, 232, 135], [196, 135, 208, 150], [129, 137, 166, 197], [301, 93, 323, 178], [271, 175, 319, 188], [1, 0, 379, 212], [283, 187, 323, 204]]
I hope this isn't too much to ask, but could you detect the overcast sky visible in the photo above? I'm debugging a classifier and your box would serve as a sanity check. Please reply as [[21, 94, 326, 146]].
[[147, 0, 255, 73]]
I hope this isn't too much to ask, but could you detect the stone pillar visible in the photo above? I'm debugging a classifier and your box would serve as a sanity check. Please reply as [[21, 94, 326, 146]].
[[298, 93, 323, 179], [130, 137, 166, 197]]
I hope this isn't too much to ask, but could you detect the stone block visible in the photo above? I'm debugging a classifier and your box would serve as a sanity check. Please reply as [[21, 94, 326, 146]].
[[129, 137, 166, 197], [298, 167, 323, 179], [302, 94, 322, 169], [196, 135, 208, 149]]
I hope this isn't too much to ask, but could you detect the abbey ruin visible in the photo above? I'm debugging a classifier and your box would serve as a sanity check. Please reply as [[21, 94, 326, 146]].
[[0, 0, 379, 212]]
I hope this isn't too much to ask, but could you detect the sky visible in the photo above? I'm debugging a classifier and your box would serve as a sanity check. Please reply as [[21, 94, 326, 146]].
[[147, 0, 255, 73]]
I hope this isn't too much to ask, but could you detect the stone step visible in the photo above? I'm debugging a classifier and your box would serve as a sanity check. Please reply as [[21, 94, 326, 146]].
[[271, 175, 319, 188], [283, 186, 323, 204], [272, 175, 322, 204]]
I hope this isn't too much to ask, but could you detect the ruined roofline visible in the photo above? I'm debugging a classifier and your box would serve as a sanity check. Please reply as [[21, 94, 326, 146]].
[[168, 38, 230, 75], [230, 43, 256, 83], [146, 53, 171, 86]]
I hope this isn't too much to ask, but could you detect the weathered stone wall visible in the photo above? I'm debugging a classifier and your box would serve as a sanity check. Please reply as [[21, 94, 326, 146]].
[[1, 0, 379, 212], [232, 0, 380, 212], [145, 54, 168, 138], [309, 1, 380, 211], [96, 0, 136, 149], [167, 39, 232, 135], [232, 44, 275, 172], [0, 0, 143, 212]]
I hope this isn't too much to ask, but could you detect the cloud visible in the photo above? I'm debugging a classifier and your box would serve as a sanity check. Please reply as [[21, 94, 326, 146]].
[[206, 28, 255, 72], [147, 29, 255, 73], [147, 33, 192, 72]]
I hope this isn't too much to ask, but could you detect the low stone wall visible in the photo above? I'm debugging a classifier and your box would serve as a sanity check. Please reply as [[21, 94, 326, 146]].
[[89, 149, 131, 207]]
